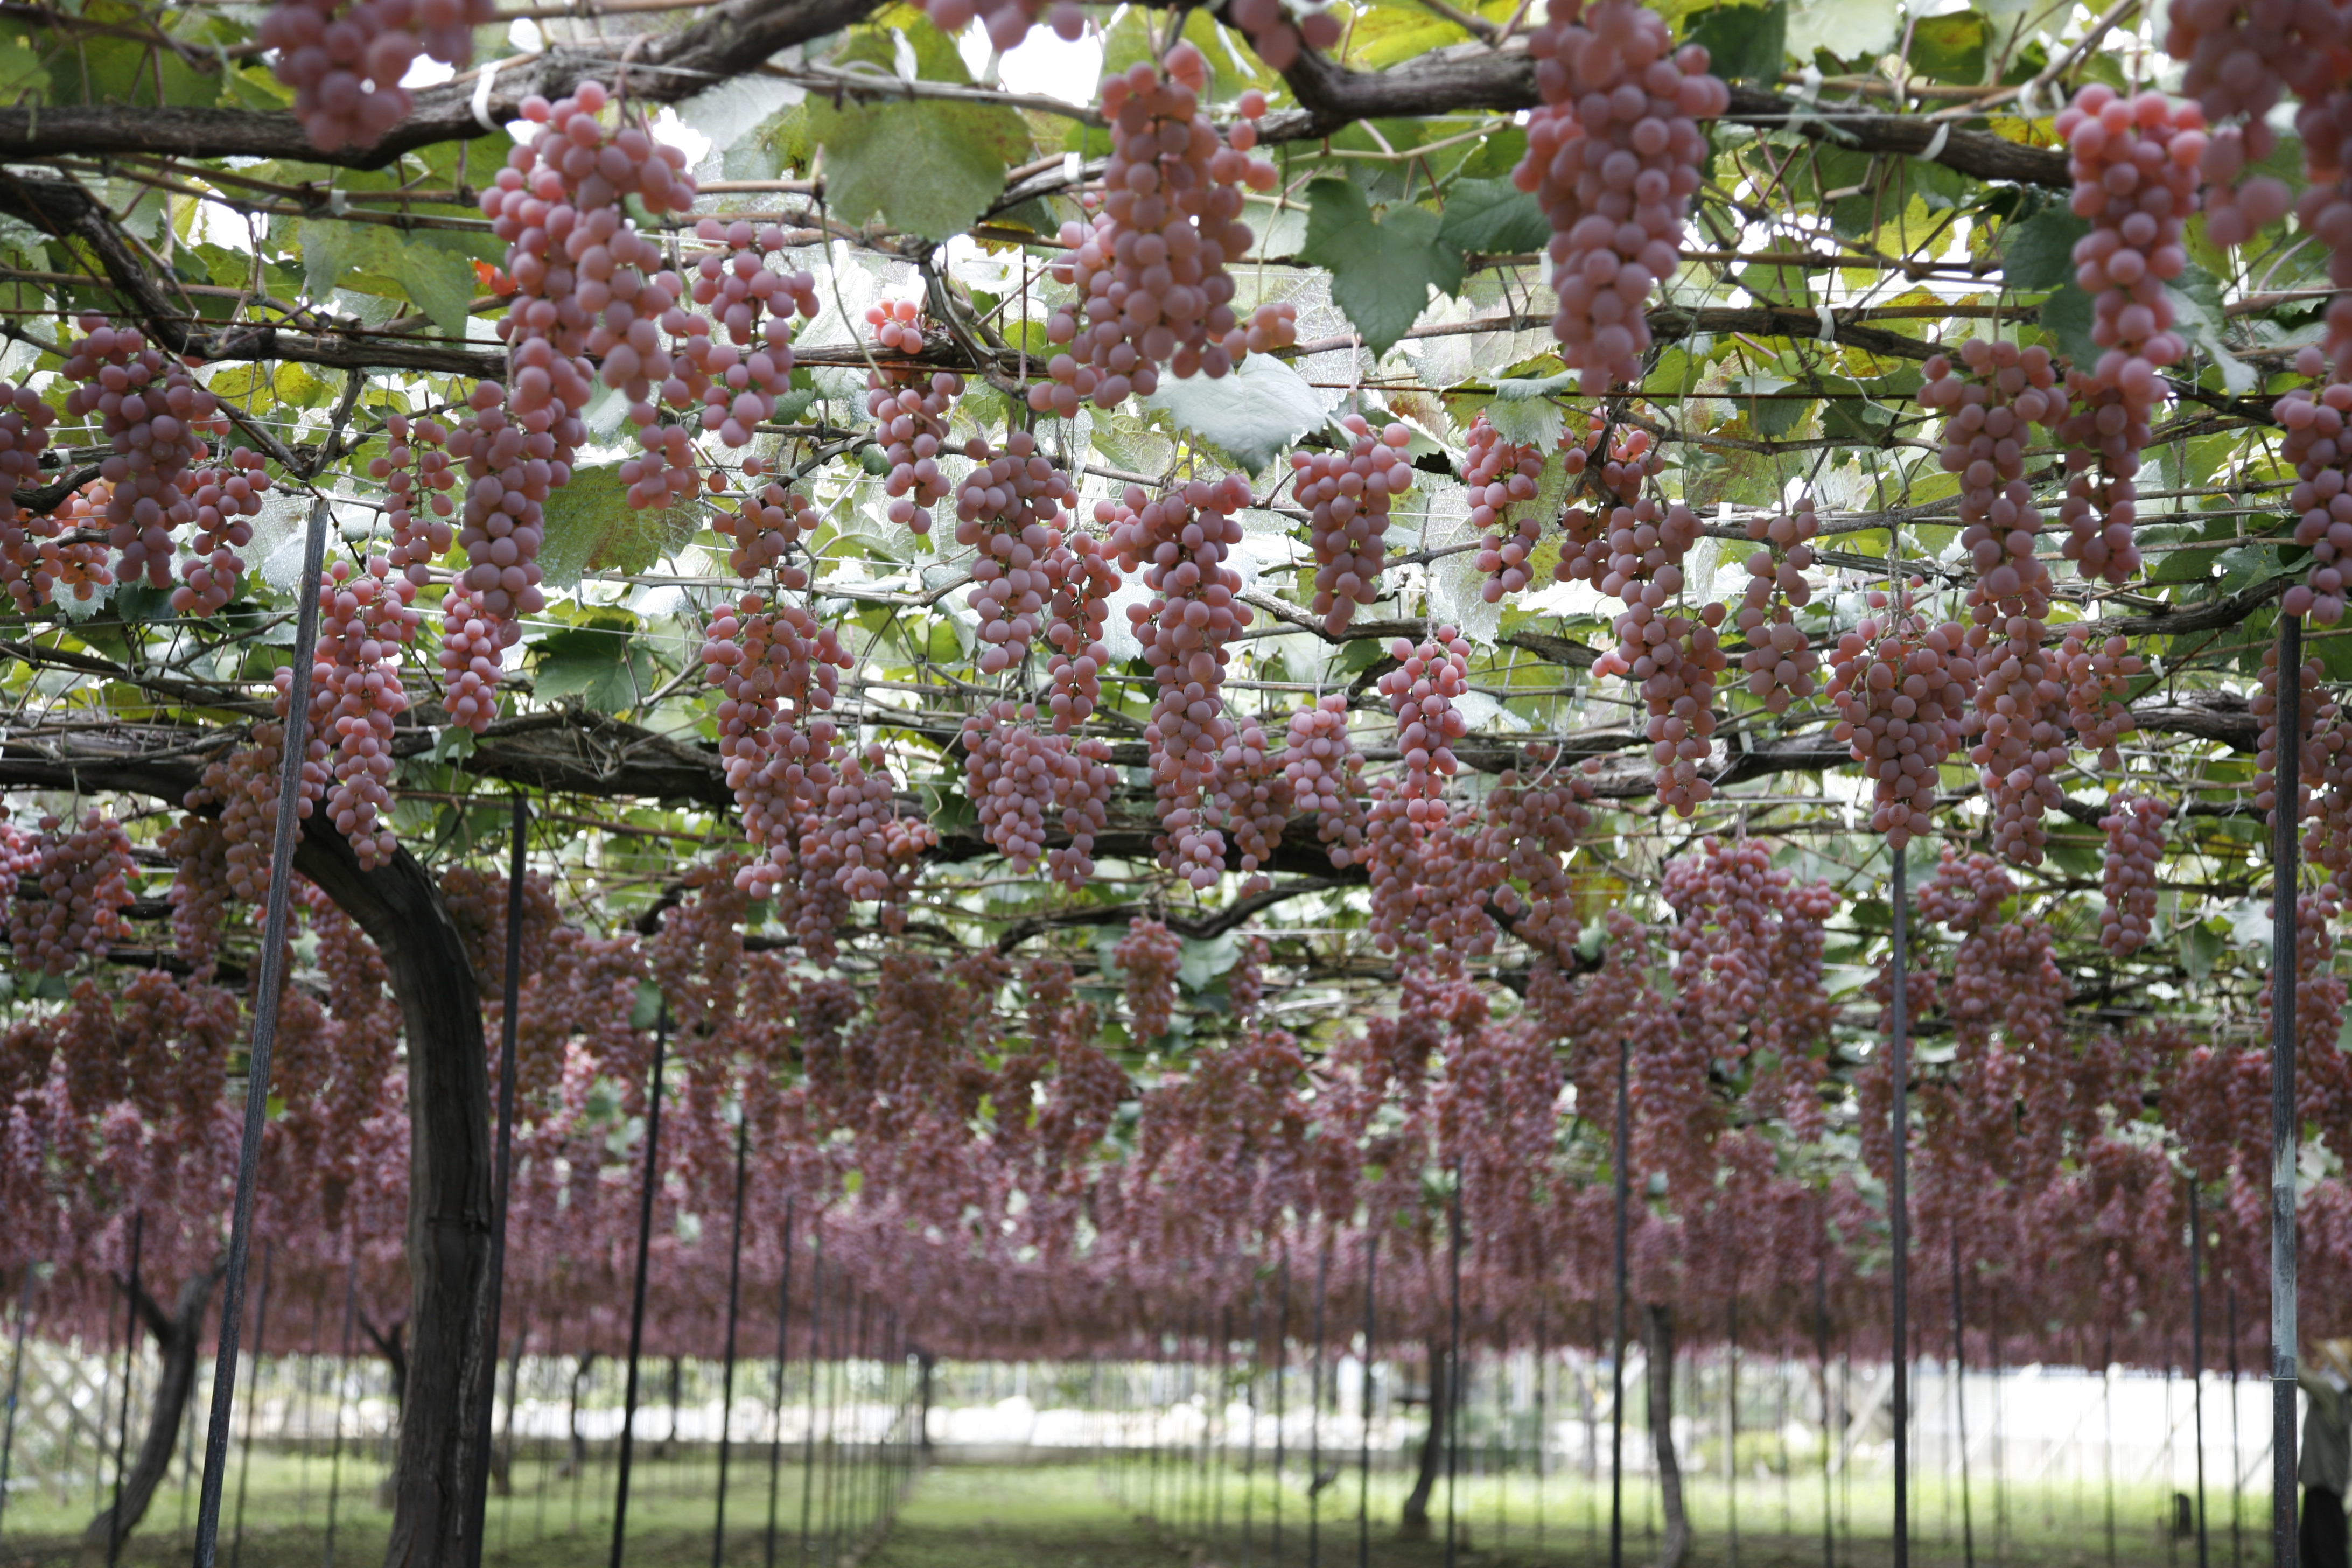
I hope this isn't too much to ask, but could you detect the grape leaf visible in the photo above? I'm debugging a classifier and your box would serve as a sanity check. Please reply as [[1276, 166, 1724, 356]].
[[1299, 178, 1462, 360], [2039, 283, 2098, 370], [1146, 354, 1334, 474], [1684, 0, 1787, 83], [539, 466, 699, 589], [2001, 205, 2090, 292], [1437, 178, 1548, 256], [806, 22, 1031, 242], [532, 625, 655, 713]]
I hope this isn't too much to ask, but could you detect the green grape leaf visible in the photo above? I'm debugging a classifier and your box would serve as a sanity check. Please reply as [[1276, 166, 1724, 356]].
[[1299, 178, 1462, 359], [1437, 178, 1549, 256], [2001, 205, 2090, 292], [539, 466, 701, 589], [1684, 0, 1787, 83], [1146, 354, 1334, 474], [532, 625, 655, 713]]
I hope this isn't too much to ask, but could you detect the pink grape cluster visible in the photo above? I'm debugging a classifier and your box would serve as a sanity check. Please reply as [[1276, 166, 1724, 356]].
[[1465, 414, 1548, 604], [437, 381, 562, 731], [867, 299, 926, 358], [1824, 592, 1977, 847], [961, 701, 1116, 890], [309, 557, 420, 869], [1595, 599, 1726, 814], [2059, 626, 2145, 767], [2272, 352, 2352, 623], [1920, 340, 2065, 601], [260, 0, 494, 151], [1479, 752, 1597, 954], [1553, 422, 1665, 587], [0, 382, 96, 614], [1378, 628, 1473, 799], [1228, 0, 1342, 69], [700, 592, 853, 894], [2050, 87, 2205, 587], [1214, 716, 1292, 893], [1115, 916, 1185, 1040], [1294, 415, 1416, 632], [176, 450, 273, 615], [1030, 48, 1290, 415], [373, 414, 456, 589], [1280, 694, 1367, 869], [160, 814, 230, 976], [2098, 793, 2168, 955], [1513, 1, 1727, 391], [790, 744, 938, 959], [2295, 90, 2352, 362], [866, 359, 963, 535], [909, 0, 1083, 51], [1966, 619, 2068, 868], [683, 218, 818, 448], [59, 316, 270, 611], [1568, 436, 1702, 603], [713, 477, 822, 588], [7, 811, 135, 976], [956, 431, 1079, 675], [1104, 475, 1258, 890], [1045, 530, 1119, 730], [2160, 0, 2319, 248], [1735, 498, 1819, 713], [191, 717, 330, 905], [1363, 783, 1492, 967]]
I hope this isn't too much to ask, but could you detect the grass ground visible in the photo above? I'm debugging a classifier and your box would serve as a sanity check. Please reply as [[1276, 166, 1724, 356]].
[[0, 1454, 2269, 1567]]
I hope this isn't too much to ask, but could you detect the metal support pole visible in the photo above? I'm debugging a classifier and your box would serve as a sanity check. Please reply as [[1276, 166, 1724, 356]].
[[2192, 1178, 2209, 1568], [106, 1212, 144, 1568], [766, 1200, 796, 1568], [1360, 1234, 1377, 1568], [469, 795, 530, 1568], [1446, 1172, 1462, 1568], [1611, 1034, 1630, 1568], [192, 496, 330, 1568], [2274, 611, 2304, 1568], [608, 1004, 670, 1568], [1891, 843, 1910, 1568], [714, 1114, 751, 1568]]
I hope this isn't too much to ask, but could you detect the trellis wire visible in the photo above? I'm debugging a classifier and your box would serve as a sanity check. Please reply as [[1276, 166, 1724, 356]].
[[191, 494, 328, 1568]]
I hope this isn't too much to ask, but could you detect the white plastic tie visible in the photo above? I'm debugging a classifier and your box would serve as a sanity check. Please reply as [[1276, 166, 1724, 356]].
[[471, 56, 506, 134], [1919, 122, 1951, 164], [1061, 151, 1081, 188], [1815, 305, 1837, 343]]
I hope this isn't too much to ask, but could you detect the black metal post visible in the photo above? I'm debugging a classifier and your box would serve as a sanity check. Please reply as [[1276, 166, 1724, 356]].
[[1360, 1233, 1377, 1568], [323, 1249, 357, 1568], [192, 496, 330, 1568], [228, 1241, 274, 1568], [766, 1199, 796, 1568], [608, 1003, 670, 1568], [714, 1115, 751, 1568], [1311, 1238, 1327, 1568], [1891, 844, 1910, 1568], [2275, 612, 2305, 1568], [1612, 1033, 1630, 1568], [0, 1258, 30, 1551], [1953, 1226, 1974, 1568], [2188, 1176, 2209, 1568], [468, 795, 531, 1568], [1275, 1254, 1289, 1568], [1446, 1172, 1462, 1568], [800, 1234, 822, 1566]]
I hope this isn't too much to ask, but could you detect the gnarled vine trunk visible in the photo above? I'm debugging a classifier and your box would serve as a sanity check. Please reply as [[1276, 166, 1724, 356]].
[[1645, 1302, 1690, 1568], [1399, 1335, 1448, 1538], [76, 1264, 220, 1567], [296, 831, 493, 1568]]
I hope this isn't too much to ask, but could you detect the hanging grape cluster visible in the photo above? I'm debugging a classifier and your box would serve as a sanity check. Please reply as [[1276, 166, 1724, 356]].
[[1465, 414, 1549, 604], [7, 811, 136, 977], [1825, 591, 1976, 848], [955, 431, 1079, 675], [1280, 694, 1367, 870], [1031, 46, 1292, 416], [2052, 86, 2204, 587], [2273, 351, 2352, 624], [701, 593, 852, 895], [2098, 794, 2167, 956], [2059, 626, 2145, 767], [1295, 414, 1417, 631], [1116, 917, 1185, 1040], [310, 557, 420, 869], [1104, 475, 1257, 890], [962, 701, 1117, 891], [1735, 498, 1819, 714], [259, 0, 494, 151], [1514, 1, 1728, 391], [374, 414, 456, 590], [1045, 529, 1119, 730], [866, 328, 963, 535]]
